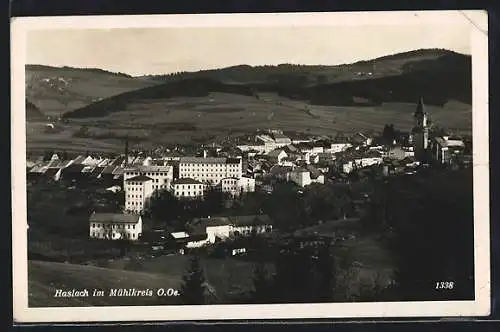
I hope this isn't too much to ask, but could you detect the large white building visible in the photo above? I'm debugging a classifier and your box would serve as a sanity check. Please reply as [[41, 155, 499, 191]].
[[123, 165, 174, 213], [89, 213, 143, 241], [179, 157, 242, 185], [123, 165, 174, 191], [124, 175, 154, 213], [172, 178, 206, 199]]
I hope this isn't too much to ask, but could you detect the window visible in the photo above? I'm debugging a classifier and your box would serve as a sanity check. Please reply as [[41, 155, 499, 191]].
[[92, 223, 95, 228], [92, 232, 95, 237], [133, 225, 136, 229], [128, 225, 130, 229]]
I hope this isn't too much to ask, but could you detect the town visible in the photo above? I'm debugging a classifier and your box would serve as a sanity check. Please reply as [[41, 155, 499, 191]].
[[26, 97, 473, 304]]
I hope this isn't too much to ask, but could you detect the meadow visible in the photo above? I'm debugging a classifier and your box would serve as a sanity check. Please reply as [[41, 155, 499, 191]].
[[26, 92, 472, 154]]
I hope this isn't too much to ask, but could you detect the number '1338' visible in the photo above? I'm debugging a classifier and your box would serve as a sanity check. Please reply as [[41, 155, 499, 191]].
[[435, 281, 454, 290]]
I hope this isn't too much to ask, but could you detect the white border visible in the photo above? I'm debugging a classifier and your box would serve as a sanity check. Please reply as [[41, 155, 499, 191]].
[[11, 11, 490, 323]]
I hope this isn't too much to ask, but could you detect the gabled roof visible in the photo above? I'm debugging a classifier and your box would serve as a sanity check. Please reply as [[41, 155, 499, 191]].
[[89, 213, 141, 224], [228, 215, 272, 226], [267, 149, 286, 157]]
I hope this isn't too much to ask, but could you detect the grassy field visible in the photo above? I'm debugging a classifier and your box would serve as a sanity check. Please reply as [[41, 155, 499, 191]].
[[28, 255, 266, 307], [28, 260, 182, 307], [28, 231, 394, 307], [26, 91, 472, 154]]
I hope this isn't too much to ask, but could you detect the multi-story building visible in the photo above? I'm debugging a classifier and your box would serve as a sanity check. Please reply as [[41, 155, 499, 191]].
[[89, 212, 143, 241], [124, 175, 154, 213], [172, 178, 206, 199], [179, 157, 242, 186], [123, 165, 174, 191], [219, 176, 256, 197]]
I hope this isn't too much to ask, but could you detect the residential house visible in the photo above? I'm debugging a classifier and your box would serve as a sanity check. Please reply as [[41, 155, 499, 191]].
[[288, 167, 325, 187], [185, 215, 273, 248], [266, 149, 288, 164], [89, 212, 142, 241], [431, 136, 466, 164]]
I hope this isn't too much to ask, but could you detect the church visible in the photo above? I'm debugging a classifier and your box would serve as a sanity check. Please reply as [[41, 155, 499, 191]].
[[410, 97, 467, 165], [411, 97, 430, 162]]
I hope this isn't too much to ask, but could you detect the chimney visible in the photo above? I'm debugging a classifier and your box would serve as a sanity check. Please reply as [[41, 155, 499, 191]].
[[124, 136, 129, 166]]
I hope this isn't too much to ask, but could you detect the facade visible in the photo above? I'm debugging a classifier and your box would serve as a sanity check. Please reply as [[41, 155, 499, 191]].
[[179, 157, 242, 186], [124, 175, 154, 213], [89, 213, 142, 241], [267, 149, 288, 164], [342, 156, 383, 173], [123, 165, 174, 191], [412, 97, 430, 161], [431, 136, 466, 164], [220, 176, 256, 196], [172, 178, 206, 199], [186, 215, 273, 247], [288, 168, 325, 187], [326, 143, 352, 154]]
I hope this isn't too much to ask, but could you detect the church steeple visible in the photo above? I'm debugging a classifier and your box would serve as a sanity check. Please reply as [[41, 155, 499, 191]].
[[414, 96, 425, 117]]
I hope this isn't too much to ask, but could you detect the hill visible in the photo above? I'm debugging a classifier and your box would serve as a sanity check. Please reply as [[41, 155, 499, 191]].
[[25, 65, 159, 117], [26, 99, 45, 121], [143, 49, 461, 85], [63, 49, 471, 120]]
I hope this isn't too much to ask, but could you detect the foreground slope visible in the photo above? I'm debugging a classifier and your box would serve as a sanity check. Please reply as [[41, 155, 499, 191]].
[[28, 260, 182, 307]]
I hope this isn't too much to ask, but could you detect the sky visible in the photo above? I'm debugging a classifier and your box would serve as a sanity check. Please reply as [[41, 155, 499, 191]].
[[26, 24, 472, 77]]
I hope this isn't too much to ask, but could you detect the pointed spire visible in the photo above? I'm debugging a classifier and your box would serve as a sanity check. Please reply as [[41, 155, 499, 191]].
[[415, 96, 425, 117]]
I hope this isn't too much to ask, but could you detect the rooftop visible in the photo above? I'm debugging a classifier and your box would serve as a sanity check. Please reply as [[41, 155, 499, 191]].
[[124, 165, 172, 173], [89, 213, 141, 224], [125, 175, 153, 182], [173, 178, 204, 185]]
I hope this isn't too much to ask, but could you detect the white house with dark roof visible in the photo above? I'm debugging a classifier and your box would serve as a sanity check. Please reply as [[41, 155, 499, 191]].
[[179, 157, 242, 185], [185, 215, 273, 247], [171, 178, 206, 199], [266, 148, 288, 164], [288, 167, 325, 187], [124, 175, 154, 213], [431, 136, 466, 164], [89, 212, 142, 241]]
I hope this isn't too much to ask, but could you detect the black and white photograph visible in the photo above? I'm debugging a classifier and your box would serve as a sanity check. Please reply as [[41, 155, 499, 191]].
[[11, 11, 490, 322]]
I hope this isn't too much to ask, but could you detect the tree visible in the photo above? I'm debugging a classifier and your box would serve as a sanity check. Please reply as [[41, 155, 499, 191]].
[[250, 262, 272, 303], [144, 189, 180, 228], [381, 169, 474, 301], [314, 244, 336, 302], [382, 124, 396, 144], [179, 255, 207, 305], [271, 246, 316, 303]]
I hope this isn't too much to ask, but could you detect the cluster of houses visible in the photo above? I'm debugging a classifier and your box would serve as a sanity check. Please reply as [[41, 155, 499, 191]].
[[27, 98, 470, 250]]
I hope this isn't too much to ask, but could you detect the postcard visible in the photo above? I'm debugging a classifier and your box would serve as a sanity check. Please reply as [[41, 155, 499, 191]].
[[11, 10, 490, 323]]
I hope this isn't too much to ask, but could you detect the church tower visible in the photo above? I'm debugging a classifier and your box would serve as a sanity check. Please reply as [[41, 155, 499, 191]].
[[412, 97, 429, 161]]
